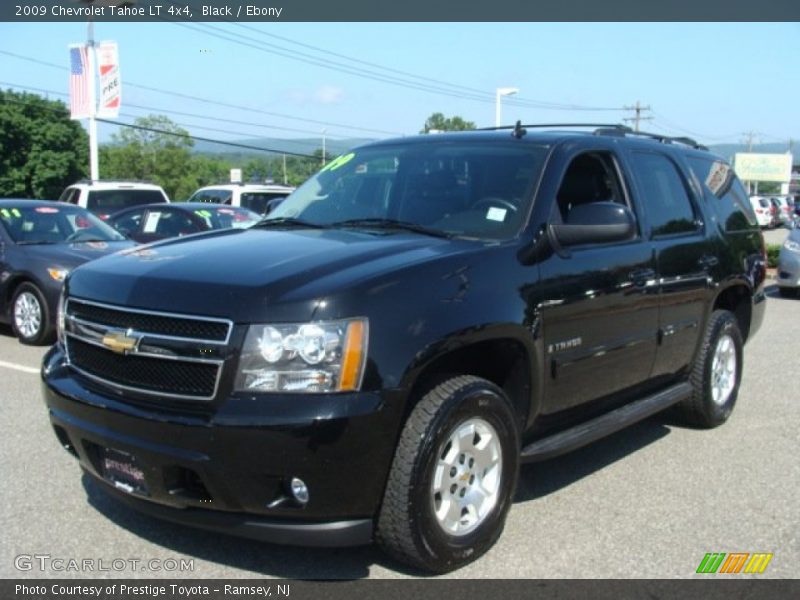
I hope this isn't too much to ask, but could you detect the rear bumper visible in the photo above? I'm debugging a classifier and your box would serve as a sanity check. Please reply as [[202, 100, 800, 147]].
[[42, 345, 403, 547]]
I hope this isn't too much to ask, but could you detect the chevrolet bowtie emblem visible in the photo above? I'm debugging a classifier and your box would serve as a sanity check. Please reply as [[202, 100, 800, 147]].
[[101, 331, 139, 354]]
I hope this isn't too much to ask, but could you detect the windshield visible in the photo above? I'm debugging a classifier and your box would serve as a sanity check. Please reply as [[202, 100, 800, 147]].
[[267, 142, 548, 240], [0, 204, 126, 244], [192, 206, 261, 230]]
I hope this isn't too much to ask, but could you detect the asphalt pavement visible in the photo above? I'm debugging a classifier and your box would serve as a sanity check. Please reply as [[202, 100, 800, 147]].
[[0, 282, 797, 579]]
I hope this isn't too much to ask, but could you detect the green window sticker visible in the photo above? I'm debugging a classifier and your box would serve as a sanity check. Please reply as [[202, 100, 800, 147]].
[[11, 208, 22, 218], [320, 152, 356, 173], [0, 209, 10, 218]]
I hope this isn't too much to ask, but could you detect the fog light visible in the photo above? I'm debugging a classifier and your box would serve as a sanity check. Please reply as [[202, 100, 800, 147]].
[[290, 477, 309, 505]]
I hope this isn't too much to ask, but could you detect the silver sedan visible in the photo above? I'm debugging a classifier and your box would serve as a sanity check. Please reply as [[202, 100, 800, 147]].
[[777, 227, 800, 297]]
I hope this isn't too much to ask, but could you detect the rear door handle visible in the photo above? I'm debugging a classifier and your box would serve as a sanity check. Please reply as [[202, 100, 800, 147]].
[[698, 255, 719, 270], [628, 268, 655, 286]]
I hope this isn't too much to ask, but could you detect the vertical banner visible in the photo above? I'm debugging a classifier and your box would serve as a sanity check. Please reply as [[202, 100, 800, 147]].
[[97, 40, 121, 118], [68, 44, 91, 119]]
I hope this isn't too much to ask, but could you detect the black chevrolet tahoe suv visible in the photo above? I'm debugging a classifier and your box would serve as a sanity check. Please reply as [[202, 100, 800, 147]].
[[42, 124, 767, 573]]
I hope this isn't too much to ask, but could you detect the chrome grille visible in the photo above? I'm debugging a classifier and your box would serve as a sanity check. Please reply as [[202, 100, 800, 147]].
[[64, 298, 232, 401]]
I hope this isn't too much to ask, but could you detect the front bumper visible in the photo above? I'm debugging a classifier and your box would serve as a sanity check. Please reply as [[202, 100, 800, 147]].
[[42, 346, 403, 547], [777, 250, 800, 288]]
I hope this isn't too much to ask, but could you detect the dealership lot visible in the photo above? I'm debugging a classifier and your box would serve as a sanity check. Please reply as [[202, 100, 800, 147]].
[[0, 285, 797, 579]]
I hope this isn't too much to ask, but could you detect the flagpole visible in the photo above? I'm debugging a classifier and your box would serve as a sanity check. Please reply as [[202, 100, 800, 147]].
[[87, 19, 99, 181]]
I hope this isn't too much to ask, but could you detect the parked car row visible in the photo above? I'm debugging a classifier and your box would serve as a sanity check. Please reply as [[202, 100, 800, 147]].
[[749, 195, 796, 229], [0, 200, 135, 344], [1, 180, 291, 345]]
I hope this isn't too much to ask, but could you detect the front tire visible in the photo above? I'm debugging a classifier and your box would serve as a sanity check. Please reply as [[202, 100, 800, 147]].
[[778, 287, 797, 298], [11, 282, 53, 345], [376, 375, 520, 573], [678, 310, 743, 428]]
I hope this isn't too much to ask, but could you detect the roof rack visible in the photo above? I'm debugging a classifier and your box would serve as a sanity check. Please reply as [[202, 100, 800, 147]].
[[478, 122, 708, 150], [75, 179, 157, 185], [622, 130, 708, 151], [478, 123, 627, 132]]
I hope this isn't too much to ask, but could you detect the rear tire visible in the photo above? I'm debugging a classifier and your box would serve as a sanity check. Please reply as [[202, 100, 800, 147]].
[[376, 375, 519, 573], [678, 310, 743, 428], [11, 282, 53, 345], [778, 287, 797, 298]]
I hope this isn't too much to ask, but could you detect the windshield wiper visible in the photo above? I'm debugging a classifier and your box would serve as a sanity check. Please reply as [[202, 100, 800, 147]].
[[330, 218, 453, 239], [252, 217, 327, 230], [16, 240, 59, 245]]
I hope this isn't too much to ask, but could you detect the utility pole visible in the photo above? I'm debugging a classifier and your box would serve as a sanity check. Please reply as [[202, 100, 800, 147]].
[[86, 19, 99, 180], [282, 154, 287, 185], [742, 131, 758, 152], [321, 128, 327, 166], [623, 101, 652, 132]]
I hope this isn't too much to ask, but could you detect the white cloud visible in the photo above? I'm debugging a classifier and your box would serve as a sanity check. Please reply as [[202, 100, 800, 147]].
[[315, 85, 344, 104]]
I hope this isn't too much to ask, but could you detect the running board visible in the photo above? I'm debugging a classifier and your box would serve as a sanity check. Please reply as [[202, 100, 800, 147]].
[[520, 382, 692, 463]]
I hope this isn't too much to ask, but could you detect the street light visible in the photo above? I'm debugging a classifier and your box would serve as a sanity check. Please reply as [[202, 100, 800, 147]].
[[495, 87, 519, 127]]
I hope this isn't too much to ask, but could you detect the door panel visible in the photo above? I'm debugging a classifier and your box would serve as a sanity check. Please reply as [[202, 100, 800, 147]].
[[651, 237, 713, 377], [539, 242, 659, 413]]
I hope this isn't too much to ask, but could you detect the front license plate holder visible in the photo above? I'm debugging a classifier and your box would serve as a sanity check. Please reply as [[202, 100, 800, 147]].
[[99, 447, 149, 495]]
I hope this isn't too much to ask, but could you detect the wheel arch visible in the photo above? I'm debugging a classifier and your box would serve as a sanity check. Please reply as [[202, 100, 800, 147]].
[[711, 282, 753, 342], [400, 331, 539, 434]]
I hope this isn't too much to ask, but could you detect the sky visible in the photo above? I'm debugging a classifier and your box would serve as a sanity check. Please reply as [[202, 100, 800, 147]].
[[1, 22, 799, 151]]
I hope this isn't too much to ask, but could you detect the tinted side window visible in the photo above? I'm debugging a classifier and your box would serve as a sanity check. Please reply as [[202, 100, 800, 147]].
[[686, 156, 757, 231], [630, 152, 697, 237], [555, 152, 631, 222], [189, 190, 232, 204], [112, 210, 145, 235], [240, 192, 290, 214], [87, 190, 167, 211]]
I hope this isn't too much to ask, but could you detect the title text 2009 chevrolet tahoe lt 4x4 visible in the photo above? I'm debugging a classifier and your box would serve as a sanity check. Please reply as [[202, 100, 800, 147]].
[[42, 124, 766, 572]]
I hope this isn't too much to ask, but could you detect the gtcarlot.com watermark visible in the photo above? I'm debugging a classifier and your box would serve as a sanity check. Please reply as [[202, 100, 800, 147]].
[[14, 553, 194, 573]]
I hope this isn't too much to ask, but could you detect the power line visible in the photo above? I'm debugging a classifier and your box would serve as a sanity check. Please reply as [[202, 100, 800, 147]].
[[0, 80, 347, 151], [160, 0, 623, 112], [175, 19, 623, 112], [95, 118, 317, 157], [1, 92, 318, 158], [0, 49, 403, 136]]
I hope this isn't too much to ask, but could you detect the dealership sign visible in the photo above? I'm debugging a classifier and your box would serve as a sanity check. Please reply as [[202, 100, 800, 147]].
[[96, 41, 121, 118], [733, 153, 793, 183]]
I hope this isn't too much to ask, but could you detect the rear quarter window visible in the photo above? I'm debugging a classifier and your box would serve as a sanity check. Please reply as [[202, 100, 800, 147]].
[[686, 157, 757, 231], [87, 189, 168, 212]]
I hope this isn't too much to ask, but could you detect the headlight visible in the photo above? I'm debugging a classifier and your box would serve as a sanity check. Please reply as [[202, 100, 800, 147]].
[[48, 267, 70, 281], [235, 319, 368, 393], [783, 239, 800, 253]]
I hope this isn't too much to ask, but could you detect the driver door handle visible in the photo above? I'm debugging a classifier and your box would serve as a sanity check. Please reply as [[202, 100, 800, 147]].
[[628, 268, 655, 286]]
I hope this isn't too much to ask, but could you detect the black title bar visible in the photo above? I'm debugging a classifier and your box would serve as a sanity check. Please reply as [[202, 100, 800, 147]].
[[2, 0, 800, 22]]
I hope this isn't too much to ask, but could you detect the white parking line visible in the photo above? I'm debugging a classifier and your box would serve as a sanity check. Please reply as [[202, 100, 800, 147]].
[[0, 360, 39, 375]]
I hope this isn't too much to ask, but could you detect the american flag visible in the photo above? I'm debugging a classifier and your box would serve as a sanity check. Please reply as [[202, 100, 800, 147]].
[[69, 45, 91, 119]]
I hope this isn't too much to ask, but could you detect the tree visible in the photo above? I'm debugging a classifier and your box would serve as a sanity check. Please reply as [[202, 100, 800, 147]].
[[100, 115, 200, 200], [0, 89, 88, 198], [420, 112, 476, 134]]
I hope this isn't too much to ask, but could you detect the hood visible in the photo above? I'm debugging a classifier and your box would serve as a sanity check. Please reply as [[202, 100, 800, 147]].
[[67, 228, 476, 321], [22, 240, 135, 268]]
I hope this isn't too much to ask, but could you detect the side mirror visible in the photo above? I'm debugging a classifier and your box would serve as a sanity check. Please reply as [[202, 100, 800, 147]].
[[550, 202, 636, 246]]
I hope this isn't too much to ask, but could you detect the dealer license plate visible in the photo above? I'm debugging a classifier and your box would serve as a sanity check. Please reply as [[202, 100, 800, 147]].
[[100, 447, 149, 495]]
